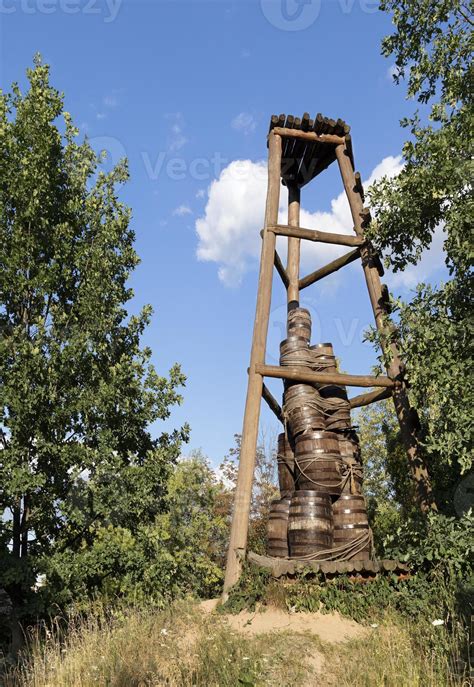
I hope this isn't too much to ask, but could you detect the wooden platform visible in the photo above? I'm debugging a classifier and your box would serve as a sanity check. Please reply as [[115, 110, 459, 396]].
[[268, 112, 353, 188], [248, 551, 410, 578]]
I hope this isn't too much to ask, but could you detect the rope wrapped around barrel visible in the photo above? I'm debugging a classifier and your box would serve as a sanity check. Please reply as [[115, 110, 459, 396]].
[[287, 308, 311, 329], [294, 454, 363, 493], [266, 530, 374, 563], [290, 529, 374, 563]]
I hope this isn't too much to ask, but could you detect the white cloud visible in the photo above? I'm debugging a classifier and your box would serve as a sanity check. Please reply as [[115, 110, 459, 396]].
[[103, 94, 118, 108], [165, 112, 187, 152], [231, 112, 257, 135], [173, 204, 192, 217], [195, 155, 406, 287], [386, 63, 398, 81], [386, 225, 446, 289]]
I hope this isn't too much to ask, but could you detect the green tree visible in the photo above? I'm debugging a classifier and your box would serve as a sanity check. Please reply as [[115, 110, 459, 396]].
[[44, 453, 227, 606], [0, 57, 188, 641], [357, 400, 415, 552], [217, 433, 278, 555], [368, 1, 473, 509]]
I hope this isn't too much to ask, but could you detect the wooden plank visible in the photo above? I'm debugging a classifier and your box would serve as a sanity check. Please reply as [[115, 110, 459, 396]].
[[262, 383, 284, 424], [223, 131, 283, 599], [273, 127, 345, 145], [286, 185, 301, 306], [335, 140, 435, 512], [349, 387, 392, 409], [256, 364, 395, 388], [274, 250, 289, 289], [247, 551, 408, 577], [269, 224, 365, 247], [299, 248, 361, 290]]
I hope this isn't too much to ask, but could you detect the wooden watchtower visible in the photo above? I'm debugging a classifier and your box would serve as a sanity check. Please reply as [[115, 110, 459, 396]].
[[223, 113, 434, 597]]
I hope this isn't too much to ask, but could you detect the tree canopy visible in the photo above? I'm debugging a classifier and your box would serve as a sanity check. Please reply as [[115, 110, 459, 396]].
[[0, 57, 188, 630]]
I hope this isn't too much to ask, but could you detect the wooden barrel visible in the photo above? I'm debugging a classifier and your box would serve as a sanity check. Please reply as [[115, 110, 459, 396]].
[[310, 343, 337, 372], [288, 307, 311, 341], [277, 433, 295, 497], [295, 430, 340, 457], [338, 430, 360, 461], [283, 385, 325, 435], [295, 454, 343, 495], [267, 497, 291, 558], [288, 491, 333, 558], [333, 495, 371, 559], [279, 336, 311, 368]]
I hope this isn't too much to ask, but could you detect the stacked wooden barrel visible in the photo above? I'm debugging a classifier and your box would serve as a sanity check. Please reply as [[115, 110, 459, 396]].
[[266, 306, 371, 561]]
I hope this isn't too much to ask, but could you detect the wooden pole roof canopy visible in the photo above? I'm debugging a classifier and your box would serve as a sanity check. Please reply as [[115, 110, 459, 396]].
[[268, 112, 352, 188]]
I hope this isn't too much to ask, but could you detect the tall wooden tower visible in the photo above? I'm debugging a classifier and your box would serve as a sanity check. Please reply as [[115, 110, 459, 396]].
[[222, 113, 434, 597]]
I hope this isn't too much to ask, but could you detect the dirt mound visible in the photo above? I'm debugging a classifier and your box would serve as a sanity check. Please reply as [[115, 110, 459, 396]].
[[200, 599, 365, 643]]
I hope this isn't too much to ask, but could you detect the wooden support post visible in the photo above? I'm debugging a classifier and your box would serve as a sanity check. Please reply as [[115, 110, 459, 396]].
[[223, 132, 282, 599], [335, 140, 435, 511], [256, 364, 395, 388], [299, 247, 361, 290], [349, 386, 392, 409], [287, 185, 301, 309]]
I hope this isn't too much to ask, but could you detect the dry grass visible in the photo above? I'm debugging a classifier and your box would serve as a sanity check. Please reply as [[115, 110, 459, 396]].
[[3, 603, 468, 687], [320, 617, 468, 687], [4, 602, 319, 687]]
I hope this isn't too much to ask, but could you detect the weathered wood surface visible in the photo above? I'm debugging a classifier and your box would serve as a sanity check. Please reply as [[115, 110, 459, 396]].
[[335, 140, 435, 511], [287, 185, 301, 305], [256, 364, 395, 388], [223, 131, 282, 598], [299, 248, 361, 290], [268, 113, 350, 187], [274, 250, 289, 289], [349, 387, 393, 409], [248, 551, 409, 577], [273, 127, 345, 145], [262, 383, 284, 424], [269, 224, 365, 247]]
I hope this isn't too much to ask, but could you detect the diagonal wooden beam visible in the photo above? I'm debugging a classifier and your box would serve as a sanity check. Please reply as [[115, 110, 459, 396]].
[[261, 383, 284, 424], [269, 224, 365, 248], [299, 248, 361, 290], [274, 250, 289, 289], [349, 387, 392, 409], [255, 364, 395, 389]]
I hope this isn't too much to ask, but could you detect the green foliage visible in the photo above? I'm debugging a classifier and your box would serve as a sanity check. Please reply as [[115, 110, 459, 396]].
[[41, 455, 228, 608], [366, 1, 474, 500], [0, 57, 187, 627], [383, 510, 474, 581]]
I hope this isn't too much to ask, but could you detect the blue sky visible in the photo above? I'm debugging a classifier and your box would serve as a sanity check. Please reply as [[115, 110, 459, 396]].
[[0, 0, 446, 465]]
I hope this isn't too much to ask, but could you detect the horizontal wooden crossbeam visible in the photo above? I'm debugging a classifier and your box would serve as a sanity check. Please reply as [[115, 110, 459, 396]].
[[274, 250, 289, 288], [349, 386, 392, 409], [255, 364, 395, 388], [261, 383, 284, 424], [273, 127, 345, 146], [299, 248, 361, 290], [268, 224, 365, 247]]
